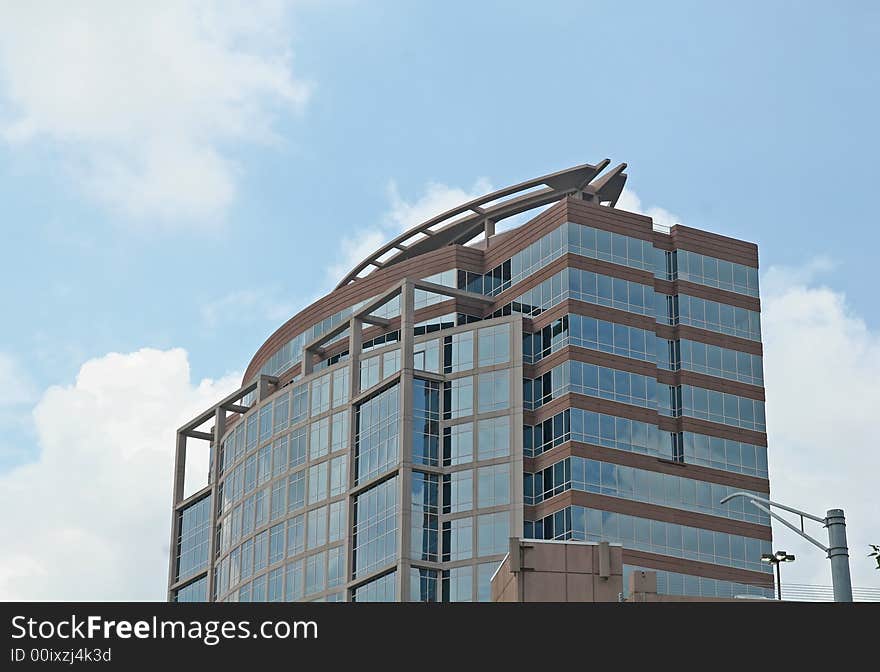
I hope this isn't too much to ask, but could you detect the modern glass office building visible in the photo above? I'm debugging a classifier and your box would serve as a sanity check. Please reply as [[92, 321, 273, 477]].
[[167, 160, 774, 602]]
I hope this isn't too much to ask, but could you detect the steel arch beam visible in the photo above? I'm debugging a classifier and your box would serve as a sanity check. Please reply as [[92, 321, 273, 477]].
[[335, 160, 627, 289]]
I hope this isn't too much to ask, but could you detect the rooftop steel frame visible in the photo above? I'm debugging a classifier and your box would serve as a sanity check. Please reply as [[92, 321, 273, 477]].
[[336, 160, 628, 289]]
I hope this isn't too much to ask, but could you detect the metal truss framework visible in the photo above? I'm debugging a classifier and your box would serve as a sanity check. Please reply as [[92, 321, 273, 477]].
[[336, 160, 628, 289]]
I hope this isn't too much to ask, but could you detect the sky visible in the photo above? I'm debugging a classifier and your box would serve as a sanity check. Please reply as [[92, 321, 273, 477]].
[[0, 0, 877, 600]]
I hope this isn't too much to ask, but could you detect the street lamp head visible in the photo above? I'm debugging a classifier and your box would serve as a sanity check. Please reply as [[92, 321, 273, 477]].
[[761, 553, 775, 563], [775, 550, 788, 560]]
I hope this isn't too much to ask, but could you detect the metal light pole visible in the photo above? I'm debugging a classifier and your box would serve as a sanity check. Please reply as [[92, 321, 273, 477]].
[[762, 550, 795, 600], [719, 493, 853, 602]]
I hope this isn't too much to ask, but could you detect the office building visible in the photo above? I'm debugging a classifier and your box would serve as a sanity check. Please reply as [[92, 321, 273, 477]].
[[168, 160, 773, 602]]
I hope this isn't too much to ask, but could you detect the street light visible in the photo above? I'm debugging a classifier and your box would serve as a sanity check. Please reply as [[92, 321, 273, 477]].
[[761, 550, 795, 600], [720, 492, 853, 602]]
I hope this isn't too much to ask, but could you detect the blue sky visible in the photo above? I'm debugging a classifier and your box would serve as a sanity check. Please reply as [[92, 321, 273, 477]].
[[0, 1, 877, 599]]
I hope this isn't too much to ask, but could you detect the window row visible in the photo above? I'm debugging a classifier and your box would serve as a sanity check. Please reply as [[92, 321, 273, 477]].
[[523, 407, 767, 478], [489, 272, 761, 347], [524, 313, 657, 365], [367, 376, 515, 474], [663, 385, 766, 432], [523, 314, 764, 392], [661, 338, 763, 386], [623, 564, 772, 600], [499, 268, 656, 319], [459, 226, 569, 296], [672, 431, 768, 478], [657, 248, 760, 298], [523, 456, 770, 525], [524, 407, 666, 459], [460, 222, 655, 297], [524, 360, 658, 411], [658, 293, 761, 342], [525, 506, 773, 573]]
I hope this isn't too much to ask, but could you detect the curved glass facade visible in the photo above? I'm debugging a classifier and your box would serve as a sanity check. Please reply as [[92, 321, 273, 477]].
[[203, 315, 523, 603]]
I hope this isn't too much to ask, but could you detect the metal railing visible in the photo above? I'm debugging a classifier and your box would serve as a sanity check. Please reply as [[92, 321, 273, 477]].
[[781, 583, 880, 602]]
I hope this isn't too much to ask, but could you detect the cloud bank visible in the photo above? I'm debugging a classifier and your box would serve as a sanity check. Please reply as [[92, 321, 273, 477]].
[[0, 348, 239, 600], [761, 261, 880, 590], [0, 1, 310, 223]]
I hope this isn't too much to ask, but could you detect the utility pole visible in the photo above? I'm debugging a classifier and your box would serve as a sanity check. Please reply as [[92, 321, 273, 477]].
[[720, 493, 853, 602]]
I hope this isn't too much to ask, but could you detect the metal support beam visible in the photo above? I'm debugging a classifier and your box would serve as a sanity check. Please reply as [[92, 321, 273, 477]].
[[412, 279, 495, 305], [345, 316, 364, 601], [359, 315, 391, 328], [166, 431, 187, 600], [720, 492, 853, 602], [396, 279, 415, 601], [205, 406, 225, 601], [484, 219, 496, 243], [178, 378, 260, 434]]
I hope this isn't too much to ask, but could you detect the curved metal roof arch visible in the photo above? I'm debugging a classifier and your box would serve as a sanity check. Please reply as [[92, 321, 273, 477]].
[[336, 159, 628, 289]]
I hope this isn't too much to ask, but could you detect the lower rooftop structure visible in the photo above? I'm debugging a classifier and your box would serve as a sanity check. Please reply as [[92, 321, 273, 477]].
[[491, 538, 772, 602]]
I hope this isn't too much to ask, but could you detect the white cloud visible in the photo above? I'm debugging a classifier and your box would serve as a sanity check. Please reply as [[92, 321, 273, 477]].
[[0, 348, 240, 600], [0, 1, 310, 223], [761, 261, 880, 593], [616, 189, 682, 230], [385, 178, 493, 234], [325, 177, 493, 288]]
